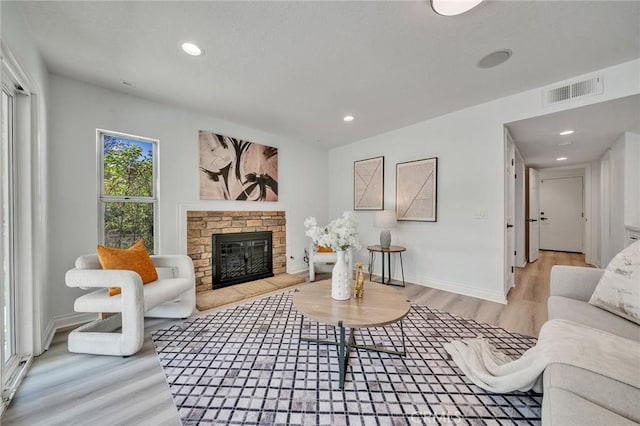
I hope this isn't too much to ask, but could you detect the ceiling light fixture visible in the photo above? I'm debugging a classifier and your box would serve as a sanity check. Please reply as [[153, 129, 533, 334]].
[[556, 157, 568, 161], [478, 50, 512, 69], [559, 130, 574, 136], [181, 42, 204, 56], [343, 115, 355, 122], [430, 0, 484, 16]]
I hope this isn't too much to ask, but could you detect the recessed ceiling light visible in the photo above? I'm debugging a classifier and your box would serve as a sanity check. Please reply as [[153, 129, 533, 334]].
[[559, 130, 574, 136], [343, 115, 355, 122], [430, 0, 484, 16], [556, 157, 568, 161], [478, 50, 512, 69], [181, 42, 204, 56], [558, 141, 573, 146]]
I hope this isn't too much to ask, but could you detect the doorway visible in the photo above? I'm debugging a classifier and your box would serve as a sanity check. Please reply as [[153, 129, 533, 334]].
[[539, 176, 584, 252]]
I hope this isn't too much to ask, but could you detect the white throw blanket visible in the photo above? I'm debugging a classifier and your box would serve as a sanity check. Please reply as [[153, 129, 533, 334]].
[[443, 319, 640, 393]]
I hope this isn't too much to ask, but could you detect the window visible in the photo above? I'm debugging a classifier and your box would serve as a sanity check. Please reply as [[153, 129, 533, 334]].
[[1, 85, 16, 378], [98, 130, 158, 253]]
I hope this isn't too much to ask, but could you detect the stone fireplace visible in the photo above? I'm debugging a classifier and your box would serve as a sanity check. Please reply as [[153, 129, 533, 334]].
[[187, 211, 286, 293]]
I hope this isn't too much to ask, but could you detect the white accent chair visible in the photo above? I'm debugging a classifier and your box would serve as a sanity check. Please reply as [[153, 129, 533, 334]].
[[65, 254, 195, 356], [308, 242, 353, 282]]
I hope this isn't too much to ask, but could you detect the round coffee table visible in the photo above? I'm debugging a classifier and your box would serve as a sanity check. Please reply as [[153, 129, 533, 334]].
[[293, 280, 411, 388]]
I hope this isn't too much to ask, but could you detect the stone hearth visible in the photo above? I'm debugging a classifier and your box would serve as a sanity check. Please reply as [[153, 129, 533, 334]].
[[187, 211, 286, 293]]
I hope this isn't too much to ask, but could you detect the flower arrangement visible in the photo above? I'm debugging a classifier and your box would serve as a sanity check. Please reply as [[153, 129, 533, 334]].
[[304, 211, 361, 251]]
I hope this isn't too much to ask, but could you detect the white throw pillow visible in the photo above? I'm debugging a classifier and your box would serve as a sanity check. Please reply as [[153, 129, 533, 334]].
[[589, 240, 640, 325]]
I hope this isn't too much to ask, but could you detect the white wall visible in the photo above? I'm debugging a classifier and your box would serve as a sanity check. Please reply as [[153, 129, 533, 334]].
[[515, 161, 526, 267], [47, 74, 329, 323], [328, 59, 640, 303], [590, 160, 600, 267], [624, 132, 640, 227], [609, 133, 627, 259], [601, 131, 640, 264], [1, 1, 50, 354]]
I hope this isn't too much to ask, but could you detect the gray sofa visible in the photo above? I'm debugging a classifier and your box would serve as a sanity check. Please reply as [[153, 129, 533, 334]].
[[543, 265, 640, 425]]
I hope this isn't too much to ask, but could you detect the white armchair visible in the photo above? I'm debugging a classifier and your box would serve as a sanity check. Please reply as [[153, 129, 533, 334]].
[[65, 254, 195, 356], [308, 242, 353, 282]]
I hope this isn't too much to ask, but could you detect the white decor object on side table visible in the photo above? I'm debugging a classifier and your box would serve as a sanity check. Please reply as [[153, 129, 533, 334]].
[[305, 212, 361, 300], [374, 210, 397, 249]]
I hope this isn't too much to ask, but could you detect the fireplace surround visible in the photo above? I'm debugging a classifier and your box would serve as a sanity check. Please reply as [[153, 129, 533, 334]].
[[187, 211, 286, 293]]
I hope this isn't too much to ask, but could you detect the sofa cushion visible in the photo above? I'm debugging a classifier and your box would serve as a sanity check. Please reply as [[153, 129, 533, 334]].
[[543, 386, 639, 426], [589, 241, 640, 324], [548, 296, 640, 341], [543, 363, 640, 424], [74, 278, 193, 313]]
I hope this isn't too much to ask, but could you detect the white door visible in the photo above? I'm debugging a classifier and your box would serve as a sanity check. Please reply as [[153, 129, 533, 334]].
[[540, 176, 583, 252], [504, 130, 516, 292], [528, 168, 540, 262]]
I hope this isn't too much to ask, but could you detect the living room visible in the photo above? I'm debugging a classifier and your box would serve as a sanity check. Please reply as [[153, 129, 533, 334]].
[[1, 1, 639, 425]]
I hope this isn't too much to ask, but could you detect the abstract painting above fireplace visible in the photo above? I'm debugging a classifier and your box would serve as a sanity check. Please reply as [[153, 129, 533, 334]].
[[199, 131, 278, 201]]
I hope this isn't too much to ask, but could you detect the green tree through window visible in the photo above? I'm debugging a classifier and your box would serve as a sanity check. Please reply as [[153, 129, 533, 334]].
[[100, 133, 157, 253]]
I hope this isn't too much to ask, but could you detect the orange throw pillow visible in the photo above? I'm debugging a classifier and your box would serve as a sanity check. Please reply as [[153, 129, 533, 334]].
[[317, 246, 334, 253], [97, 240, 158, 296]]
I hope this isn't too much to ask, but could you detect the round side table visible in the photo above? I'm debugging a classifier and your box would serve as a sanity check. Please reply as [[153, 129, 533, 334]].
[[367, 245, 406, 287]]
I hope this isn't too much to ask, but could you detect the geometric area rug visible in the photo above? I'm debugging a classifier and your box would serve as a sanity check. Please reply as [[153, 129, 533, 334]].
[[152, 291, 542, 425]]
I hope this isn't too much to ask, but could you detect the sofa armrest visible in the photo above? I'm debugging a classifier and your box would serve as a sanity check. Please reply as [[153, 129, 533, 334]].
[[150, 255, 195, 281], [550, 265, 604, 302], [65, 268, 143, 289]]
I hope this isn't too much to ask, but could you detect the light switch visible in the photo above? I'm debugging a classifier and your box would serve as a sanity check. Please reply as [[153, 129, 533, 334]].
[[474, 209, 488, 219]]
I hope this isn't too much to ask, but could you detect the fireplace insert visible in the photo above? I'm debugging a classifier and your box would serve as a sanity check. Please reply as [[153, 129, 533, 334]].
[[211, 231, 273, 289]]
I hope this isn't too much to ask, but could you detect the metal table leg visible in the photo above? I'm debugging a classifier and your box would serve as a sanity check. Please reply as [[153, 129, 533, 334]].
[[299, 319, 407, 388], [368, 251, 374, 281], [387, 252, 392, 284], [338, 321, 345, 389]]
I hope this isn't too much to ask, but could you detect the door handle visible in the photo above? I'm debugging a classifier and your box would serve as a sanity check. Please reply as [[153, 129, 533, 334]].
[[506, 224, 514, 228], [526, 219, 538, 222], [540, 217, 549, 221]]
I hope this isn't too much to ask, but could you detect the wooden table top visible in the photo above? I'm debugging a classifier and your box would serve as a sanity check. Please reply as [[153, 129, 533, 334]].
[[367, 245, 406, 253], [293, 280, 411, 328]]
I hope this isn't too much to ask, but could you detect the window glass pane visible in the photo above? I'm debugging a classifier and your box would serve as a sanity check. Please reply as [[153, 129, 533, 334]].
[[104, 202, 154, 253], [103, 135, 153, 197], [2, 89, 14, 365]]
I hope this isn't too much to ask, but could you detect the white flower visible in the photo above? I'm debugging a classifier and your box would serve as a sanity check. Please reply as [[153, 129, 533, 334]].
[[304, 211, 361, 251]]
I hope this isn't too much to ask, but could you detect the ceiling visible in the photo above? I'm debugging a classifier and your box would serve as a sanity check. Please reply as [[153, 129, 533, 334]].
[[507, 94, 640, 169], [15, 1, 640, 147]]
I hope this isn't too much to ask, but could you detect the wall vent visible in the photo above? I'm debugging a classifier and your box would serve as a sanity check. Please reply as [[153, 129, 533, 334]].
[[543, 75, 603, 106]]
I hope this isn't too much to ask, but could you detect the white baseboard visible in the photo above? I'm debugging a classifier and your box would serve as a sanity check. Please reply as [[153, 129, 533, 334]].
[[406, 276, 507, 304], [287, 266, 309, 275], [43, 312, 97, 350]]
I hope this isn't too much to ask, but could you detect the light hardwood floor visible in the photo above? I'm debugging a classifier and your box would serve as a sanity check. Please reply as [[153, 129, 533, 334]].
[[3, 251, 590, 425]]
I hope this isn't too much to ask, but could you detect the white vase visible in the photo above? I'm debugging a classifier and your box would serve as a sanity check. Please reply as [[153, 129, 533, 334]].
[[331, 250, 351, 300]]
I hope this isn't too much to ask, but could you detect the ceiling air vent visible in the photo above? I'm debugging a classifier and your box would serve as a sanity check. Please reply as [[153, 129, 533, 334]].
[[543, 75, 603, 106]]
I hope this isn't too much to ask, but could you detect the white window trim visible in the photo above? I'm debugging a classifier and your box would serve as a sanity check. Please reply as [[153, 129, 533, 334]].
[[96, 129, 160, 253], [0, 42, 39, 416], [1, 80, 19, 388]]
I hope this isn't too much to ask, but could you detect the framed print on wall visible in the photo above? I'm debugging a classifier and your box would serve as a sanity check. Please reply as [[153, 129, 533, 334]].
[[396, 157, 437, 221], [199, 131, 278, 201], [354, 156, 384, 210]]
